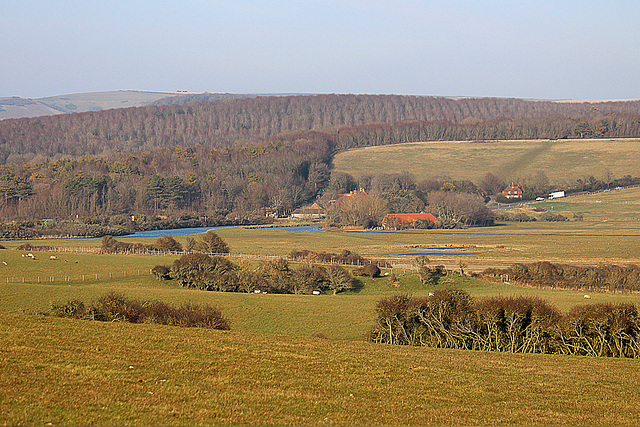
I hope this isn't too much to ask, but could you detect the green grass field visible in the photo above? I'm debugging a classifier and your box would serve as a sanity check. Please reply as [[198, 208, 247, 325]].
[[333, 138, 640, 184], [3, 253, 640, 424], [3, 312, 640, 426], [4, 175, 640, 424]]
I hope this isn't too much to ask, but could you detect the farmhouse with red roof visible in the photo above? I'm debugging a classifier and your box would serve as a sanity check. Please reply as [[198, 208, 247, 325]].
[[502, 183, 523, 199]]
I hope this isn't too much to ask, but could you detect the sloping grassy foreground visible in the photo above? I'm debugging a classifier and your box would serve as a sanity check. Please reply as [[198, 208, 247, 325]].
[[2, 313, 640, 426]]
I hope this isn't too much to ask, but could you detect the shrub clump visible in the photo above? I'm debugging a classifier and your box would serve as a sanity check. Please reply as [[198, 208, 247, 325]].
[[353, 263, 381, 278], [370, 289, 640, 358], [16, 243, 56, 251], [289, 249, 367, 265], [45, 292, 230, 330], [156, 254, 355, 295], [484, 261, 640, 293]]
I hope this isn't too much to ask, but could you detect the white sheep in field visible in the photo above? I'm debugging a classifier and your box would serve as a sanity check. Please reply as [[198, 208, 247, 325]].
[[584, 294, 591, 299], [49, 255, 57, 260]]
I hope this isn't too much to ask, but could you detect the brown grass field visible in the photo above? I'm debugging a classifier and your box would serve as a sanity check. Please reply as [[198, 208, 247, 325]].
[[3, 312, 640, 426], [4, 155, 640, 425], [332, 138, 640, 185]]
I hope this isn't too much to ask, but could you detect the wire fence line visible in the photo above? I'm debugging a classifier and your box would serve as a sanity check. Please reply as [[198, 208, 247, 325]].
[[17, 246, 420, 269], [4, 268, 145, 285], [8, 247, 423, 285]]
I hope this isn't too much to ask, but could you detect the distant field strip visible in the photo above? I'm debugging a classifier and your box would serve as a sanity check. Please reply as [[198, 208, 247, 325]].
[[333, 138, 640, 183]]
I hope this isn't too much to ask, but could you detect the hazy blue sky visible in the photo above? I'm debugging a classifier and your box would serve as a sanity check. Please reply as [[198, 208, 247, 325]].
[[2, 0, 639, 99]]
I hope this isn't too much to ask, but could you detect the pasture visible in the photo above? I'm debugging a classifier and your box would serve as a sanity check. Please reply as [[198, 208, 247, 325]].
[[4, 187, 640, 425], [332, 138, 640, 185], [3, 312, 640, 426]]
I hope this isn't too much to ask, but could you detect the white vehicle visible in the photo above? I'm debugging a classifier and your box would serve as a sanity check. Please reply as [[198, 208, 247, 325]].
[[535, 197, 545, 201], [548, 191, 565, 199]]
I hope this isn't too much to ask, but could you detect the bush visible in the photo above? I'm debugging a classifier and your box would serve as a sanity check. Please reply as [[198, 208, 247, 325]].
[[49, 299, 86, 318], [418, 265, 446, 285], [289, 249, 367, 265], [151, 265, 171, 280], [370, 291, 640, 358], [170, 253, 235, 291], [196, 230, 229, 254], [370, 294, 424, 345], [292, 263, 328, 294], [484, 261, 640, 293], [101, 235, 155, 253], [45, 292, 230, 330], [155, 236, 182, 252], [354, 263, 381, 278], [540, 212, 568, 222]]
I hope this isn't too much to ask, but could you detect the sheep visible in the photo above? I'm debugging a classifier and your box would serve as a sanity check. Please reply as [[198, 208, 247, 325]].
[[584, 294, 591, 299], [49, 256, 57, 260]]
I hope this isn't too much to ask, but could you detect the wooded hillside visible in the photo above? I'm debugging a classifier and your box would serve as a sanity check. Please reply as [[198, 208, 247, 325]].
[[1, 94, 640, 229], [3, 94, 640, 162]]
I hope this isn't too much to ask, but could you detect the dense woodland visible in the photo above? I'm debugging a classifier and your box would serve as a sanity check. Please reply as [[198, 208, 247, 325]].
[[2, 94, 640, 234]]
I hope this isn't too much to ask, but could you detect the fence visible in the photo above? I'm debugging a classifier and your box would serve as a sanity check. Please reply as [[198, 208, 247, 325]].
[[4, 268, 145, 285], [20, 245, 419, 268], [8, 246, 421, 285]]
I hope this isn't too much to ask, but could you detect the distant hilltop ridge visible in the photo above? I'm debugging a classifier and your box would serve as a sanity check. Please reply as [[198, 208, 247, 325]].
[[0, 90, 295, 120], [2, 90, 640, 121]]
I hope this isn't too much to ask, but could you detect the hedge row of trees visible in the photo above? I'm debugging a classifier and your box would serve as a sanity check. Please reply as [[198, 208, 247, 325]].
[[484, 261, 640, 293], [153, 253, 355, 295], [371, 290, 640, 358], [45, 292, 230, 330], [101, 230, 229, 254]]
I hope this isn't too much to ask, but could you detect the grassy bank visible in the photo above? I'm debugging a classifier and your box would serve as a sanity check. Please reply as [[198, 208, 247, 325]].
[[2, 313, 640, 426], [333, 138, 640, 184]]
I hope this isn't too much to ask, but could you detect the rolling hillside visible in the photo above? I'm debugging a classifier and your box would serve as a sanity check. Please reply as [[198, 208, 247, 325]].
[[332, 138, 640, 186], [0, 91, 295, 120]]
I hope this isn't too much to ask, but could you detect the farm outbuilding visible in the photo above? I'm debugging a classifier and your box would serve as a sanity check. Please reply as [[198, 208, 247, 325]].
[[290, 202, 326, 220]]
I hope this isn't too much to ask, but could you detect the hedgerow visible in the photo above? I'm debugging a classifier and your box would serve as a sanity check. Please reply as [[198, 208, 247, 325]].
[[45, 292, 230, 330], [484, 261, 640, 293], [370, 289, 640, 358], [158, 254, 354, 295]]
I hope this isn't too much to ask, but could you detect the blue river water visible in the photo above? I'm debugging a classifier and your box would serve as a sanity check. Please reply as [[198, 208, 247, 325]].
[[386, 251, 489, 256], [119, 226, 233, 238], [116, 225, 489, 256]]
